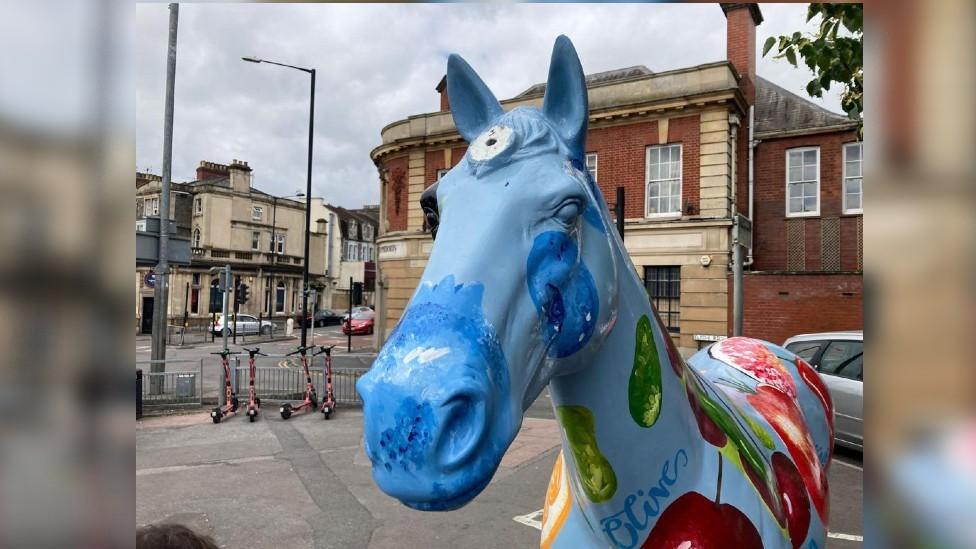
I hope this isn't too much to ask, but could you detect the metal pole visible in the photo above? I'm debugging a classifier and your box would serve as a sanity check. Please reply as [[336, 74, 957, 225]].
[[181, 281, 189, 345], [299, 69, 316, 348], [222, 265, 230, 352], [151, 3, 179, 370], [733, 243, 744, 337], [347, 276, 353, 353], [615, 186, 625, 242]]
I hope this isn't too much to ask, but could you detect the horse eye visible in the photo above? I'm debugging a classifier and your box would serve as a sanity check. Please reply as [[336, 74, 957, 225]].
[[554, 200, 581, 225]]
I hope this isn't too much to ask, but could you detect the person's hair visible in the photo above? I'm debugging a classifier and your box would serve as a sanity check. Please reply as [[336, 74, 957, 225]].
[[136, 524, 219, 549]]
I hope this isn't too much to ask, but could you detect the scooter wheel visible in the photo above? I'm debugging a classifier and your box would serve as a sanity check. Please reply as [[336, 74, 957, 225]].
[[211, 407, 222, 424], [248, 412, 256, 423], [280, 403, 292, 420], [321, 406, 331, 419]]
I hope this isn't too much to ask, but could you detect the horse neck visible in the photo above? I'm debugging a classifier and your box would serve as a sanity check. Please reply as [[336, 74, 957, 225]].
[[547, 239, 699, 503]]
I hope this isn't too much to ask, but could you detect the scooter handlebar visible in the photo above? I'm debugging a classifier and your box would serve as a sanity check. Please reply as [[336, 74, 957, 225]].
[[285, 346, 315, 356], [242, 347, 268, 356]]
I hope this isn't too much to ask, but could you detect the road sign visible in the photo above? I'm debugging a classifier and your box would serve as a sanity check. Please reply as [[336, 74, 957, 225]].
[[733, 213, 752, 249], [144, 271, 156, 288]]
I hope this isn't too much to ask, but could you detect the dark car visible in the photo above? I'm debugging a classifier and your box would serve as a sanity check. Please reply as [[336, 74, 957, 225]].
[[303, 309, 344, 328]]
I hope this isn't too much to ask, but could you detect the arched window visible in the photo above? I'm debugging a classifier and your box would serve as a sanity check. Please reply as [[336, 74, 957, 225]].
[[193, 227, 201, 248]]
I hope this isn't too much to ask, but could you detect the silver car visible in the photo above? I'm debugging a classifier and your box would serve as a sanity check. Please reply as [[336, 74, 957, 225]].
[[783, 331, 863, 451]]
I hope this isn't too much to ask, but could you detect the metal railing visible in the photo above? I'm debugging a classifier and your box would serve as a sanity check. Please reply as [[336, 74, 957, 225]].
[[137, 359, 204, 407], [232, 355, 365, 405]]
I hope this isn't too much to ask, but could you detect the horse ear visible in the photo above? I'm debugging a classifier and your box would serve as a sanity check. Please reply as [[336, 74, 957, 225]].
[[447, 54, 503, 143], [543, 35, 588, 159]]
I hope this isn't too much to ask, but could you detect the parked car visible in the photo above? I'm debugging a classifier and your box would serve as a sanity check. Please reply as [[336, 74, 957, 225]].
[[212, 314, 273, 336], [783, 331, 863, 451], [342, 310, 375, 335], [341, 305, 374, 321], [302, 309, 344, 328]]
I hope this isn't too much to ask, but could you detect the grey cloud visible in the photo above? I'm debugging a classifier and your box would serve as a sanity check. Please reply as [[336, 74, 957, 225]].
[[136, 3, 844, 209]]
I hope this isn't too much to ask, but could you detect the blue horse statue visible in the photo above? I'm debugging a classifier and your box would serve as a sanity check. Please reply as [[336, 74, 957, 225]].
[[357, 36, 835, 549]]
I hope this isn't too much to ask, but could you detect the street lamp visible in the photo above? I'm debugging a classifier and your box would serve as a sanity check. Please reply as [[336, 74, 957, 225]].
[[243, 55, 316, 348]]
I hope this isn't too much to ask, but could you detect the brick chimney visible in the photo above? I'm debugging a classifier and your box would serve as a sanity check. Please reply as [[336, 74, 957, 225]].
[[196, 160, 229, 181], [721, 3, 763, 105], [436, 75, 449, 112], [227, 159, 253, 193]]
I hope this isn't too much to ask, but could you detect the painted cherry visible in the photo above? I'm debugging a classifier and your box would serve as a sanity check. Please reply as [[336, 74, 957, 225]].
[[684, 375, 727, 447], [773, 451, 812, 549], [796, 356, 834, 462]]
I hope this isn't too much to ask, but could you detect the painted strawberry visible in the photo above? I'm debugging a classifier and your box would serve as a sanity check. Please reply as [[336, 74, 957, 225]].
[[796, 356, 834, 463], [712, 337, 798, 399]]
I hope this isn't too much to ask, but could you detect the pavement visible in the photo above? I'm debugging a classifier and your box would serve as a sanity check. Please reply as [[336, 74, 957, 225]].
[[136, 403, 863, 548]]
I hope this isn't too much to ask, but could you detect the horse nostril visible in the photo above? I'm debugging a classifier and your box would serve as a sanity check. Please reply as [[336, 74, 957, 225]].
[[435, 389, 488, 473]]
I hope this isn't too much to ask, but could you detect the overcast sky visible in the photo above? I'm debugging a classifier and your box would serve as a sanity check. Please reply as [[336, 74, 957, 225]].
[[135, 3, 843, 209]]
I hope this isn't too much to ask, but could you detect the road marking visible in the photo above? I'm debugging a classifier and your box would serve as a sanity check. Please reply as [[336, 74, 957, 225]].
[[833, 458, 863, 471], [513, 509, 543, 530], [136, 455, 274, 476], [514, 509, 863, 543], [137, 346, 151, 352], [828, 532, 863, 542]]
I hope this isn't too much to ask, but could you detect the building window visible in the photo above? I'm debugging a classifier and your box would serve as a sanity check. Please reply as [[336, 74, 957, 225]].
[[437, 168, 450, 181], [192, 273, 200, 286], [192, 228, 201, 248], [349, 220, 357, 240], [843, 142, 863, 214], [144, 197, 159, 216], [275, 234, 285, 254], [194, 197, 202, 215], [275, 282, 285, 313], [646, 144, 682, 217], [363, 224, 373, 241], [251, 205, 263, 220], [251, 231, 260, 250], [586, 153, 598, 182], [644, 266, 681, 333], [190, 287, 199, 314], [786, 147, 820, 217]]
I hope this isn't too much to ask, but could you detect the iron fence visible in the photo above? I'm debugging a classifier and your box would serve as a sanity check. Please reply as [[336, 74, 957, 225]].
[[137, 359, 204, 407], [232, 361, 365, 405], [166, 320, 291, 346]]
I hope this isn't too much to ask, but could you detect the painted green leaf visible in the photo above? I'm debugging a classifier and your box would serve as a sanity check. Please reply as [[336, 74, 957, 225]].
[[744, 414, 776, 451], [628, 315, 663, 428], [696, 388, 766, 479], [557, 405, 617, 503]]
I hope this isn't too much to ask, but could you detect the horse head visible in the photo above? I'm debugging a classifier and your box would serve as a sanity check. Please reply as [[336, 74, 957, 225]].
[[357, 36, 623, 510]]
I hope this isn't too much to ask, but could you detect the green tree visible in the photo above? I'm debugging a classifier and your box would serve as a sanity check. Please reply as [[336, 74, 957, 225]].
[[763, 3, 863, 135]]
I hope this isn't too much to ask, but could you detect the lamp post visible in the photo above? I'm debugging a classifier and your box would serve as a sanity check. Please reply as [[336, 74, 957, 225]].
[[267, 191, 304, 321], [243, 56, 316, 348]]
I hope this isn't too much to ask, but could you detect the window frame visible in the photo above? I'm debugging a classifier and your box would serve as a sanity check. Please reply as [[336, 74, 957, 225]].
[[436, 168, 450, 181], [645, 144, 683, 219], [251, 231, 260, 251], [842, 142, 863, 215], [192, 227, 201, 248], [585, 153, 598, 183], [251, 205, 263, 221], [274, 233, 285, 254], [144, 196, 159, 216], [643, 265, 681, 334], [194, 197, 203, 215], [785, 146, 821, 218]]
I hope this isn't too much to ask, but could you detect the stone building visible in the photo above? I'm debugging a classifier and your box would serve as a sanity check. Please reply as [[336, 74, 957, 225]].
[[306, 199, 378, 310], [135, 159, 327, 333], [370, 4, 862, 354]]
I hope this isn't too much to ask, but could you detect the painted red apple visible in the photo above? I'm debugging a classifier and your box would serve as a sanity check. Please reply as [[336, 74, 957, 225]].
[[684, 375, 727, 447], [641, 491, 763, 549], [748, 385, 828, 522], [712, 337, 798, 399], [796, 356, 835, 461], [772, 451, 812, 549]]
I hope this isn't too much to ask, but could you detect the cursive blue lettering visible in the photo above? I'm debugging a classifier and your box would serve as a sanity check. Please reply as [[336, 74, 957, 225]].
[[600, 448, 690, 548]]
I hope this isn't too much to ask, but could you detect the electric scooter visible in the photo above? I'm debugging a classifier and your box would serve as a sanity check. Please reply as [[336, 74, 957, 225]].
[[241, 347, 266, 422], [210, 349, 241, 424], [319, 345, 337, 419], [280, 345, 318, 420]]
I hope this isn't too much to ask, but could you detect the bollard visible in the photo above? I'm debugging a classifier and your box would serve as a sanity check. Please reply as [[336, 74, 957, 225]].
[[136, 369, 143, 419], [286, 317, 294, 337]]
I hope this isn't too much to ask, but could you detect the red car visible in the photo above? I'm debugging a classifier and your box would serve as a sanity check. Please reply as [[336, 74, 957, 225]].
[[342, 310, 375, 335]]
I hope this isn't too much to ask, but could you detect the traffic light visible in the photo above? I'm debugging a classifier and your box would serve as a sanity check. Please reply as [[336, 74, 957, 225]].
[[237, 283, 250, 304], [351, 282, 364, 306]]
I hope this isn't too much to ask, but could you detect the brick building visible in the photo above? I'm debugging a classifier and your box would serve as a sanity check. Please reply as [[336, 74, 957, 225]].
[[370, 3, 862, 354]]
